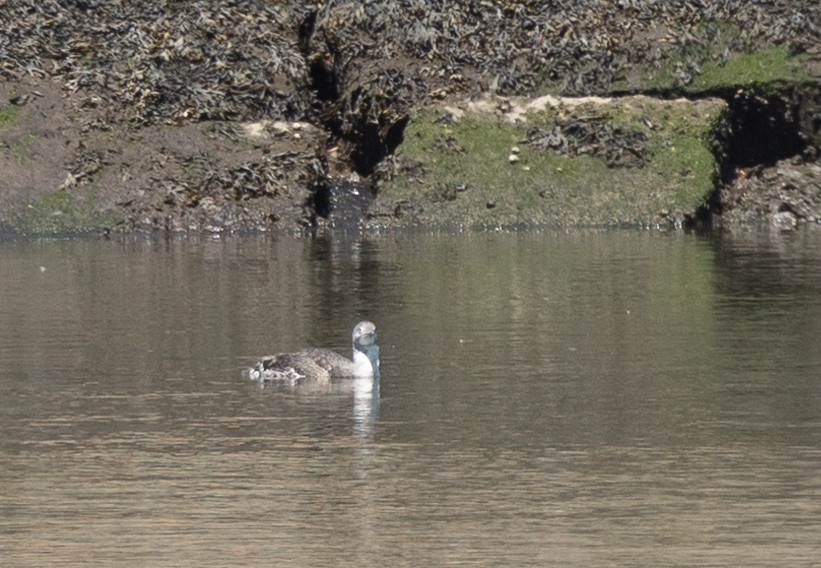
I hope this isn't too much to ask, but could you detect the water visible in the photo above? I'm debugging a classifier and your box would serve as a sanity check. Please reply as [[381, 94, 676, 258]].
[[1, 229, 820, 567]]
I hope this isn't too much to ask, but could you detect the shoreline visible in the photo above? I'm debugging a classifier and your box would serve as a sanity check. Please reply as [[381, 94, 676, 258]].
[[2, 2, 819, 236]]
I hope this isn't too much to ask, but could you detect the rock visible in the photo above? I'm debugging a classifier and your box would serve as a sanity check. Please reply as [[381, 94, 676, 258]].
[[771, 210, 798, 229]]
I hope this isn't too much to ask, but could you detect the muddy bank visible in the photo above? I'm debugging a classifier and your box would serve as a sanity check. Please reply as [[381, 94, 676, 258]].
[[0, 77, 321, 234], [1, 1, 820, 234]]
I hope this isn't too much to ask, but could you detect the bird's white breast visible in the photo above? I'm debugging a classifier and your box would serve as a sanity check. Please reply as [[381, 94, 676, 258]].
[[352, 349, 376, 377]]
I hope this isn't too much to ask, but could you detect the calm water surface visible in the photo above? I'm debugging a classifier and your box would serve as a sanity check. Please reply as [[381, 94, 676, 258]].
[[1, 229, 820, 567]]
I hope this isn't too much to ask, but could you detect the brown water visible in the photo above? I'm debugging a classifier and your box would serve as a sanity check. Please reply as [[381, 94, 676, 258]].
[[1, 230, 820, 567]]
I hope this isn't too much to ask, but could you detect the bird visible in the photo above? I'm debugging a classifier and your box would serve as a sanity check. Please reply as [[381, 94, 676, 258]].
[[243, 321, 379, 384]]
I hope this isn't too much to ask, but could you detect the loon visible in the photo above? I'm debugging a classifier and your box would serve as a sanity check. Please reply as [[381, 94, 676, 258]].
[[244, 321, 379, 384]]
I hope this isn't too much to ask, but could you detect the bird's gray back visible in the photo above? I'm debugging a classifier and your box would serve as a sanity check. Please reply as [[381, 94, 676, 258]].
[[255, 348, 355, 383]]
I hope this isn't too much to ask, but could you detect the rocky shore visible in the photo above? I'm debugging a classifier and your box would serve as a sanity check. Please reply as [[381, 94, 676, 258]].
[[1, 1, 819, 235]]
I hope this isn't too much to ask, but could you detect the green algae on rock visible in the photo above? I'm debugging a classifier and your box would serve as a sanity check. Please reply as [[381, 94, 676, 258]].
[[21, 189, 117, 236], [611, 21, 814, 95], [370, 95, 725, 229], [0, 105, 20, 129]]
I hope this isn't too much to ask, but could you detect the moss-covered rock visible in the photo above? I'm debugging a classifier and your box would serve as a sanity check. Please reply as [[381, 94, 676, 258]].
[[21, 189, 116, 235], [370, 95, 725, 229], [0, 105, 20, 129], [612, 22, 814, 94]]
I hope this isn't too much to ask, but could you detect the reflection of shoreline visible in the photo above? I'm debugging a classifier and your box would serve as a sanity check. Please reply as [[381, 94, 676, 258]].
[[353, 376, 379, 438]]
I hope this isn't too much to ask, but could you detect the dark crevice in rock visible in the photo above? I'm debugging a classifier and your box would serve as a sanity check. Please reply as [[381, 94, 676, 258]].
[[349, 114, 409, 177], [312, 180, 332, 220], [296, 11, 413, 229], [691, 83, 821, 224], [691, 175, 726, 227], [308, 60, 340, 103], [298, 8, 409, 205], [297, 9, 317, 54], [383, 115, 409, 160], [300, 11, 342, 108], [722, 90, 808, 171]]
